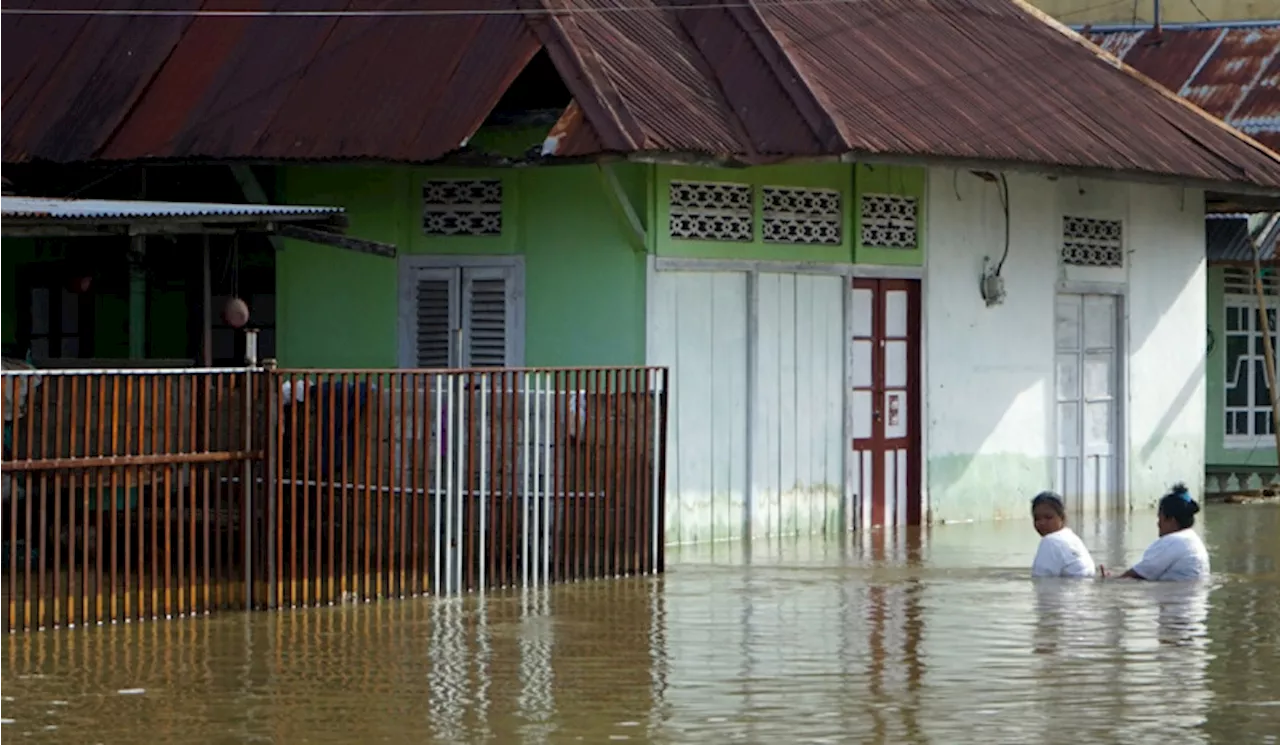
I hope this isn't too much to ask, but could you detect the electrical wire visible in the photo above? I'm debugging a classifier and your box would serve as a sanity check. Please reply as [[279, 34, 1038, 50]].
[[995, 173, 1011, 274], [5, 0, 880, 18]]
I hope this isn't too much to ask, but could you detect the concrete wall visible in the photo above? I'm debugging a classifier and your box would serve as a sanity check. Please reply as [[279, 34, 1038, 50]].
[[924, 169, 1206, 522]]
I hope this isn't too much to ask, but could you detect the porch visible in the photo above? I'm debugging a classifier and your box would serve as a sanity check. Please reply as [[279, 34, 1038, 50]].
[[1, 365, 669, 632]]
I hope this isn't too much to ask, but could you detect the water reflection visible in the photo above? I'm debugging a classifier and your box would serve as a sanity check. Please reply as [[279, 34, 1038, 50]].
[[2, 506, 1278, 743]]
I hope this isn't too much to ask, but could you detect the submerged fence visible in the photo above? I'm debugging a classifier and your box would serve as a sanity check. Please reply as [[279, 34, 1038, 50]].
[[1, 366, 668, 632]]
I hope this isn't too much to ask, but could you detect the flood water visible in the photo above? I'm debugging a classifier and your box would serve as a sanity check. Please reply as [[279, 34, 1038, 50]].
[[2, 505, 1278, 744]]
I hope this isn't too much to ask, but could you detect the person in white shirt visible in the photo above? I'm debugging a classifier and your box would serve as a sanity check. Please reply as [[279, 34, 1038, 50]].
[[1030, 491, 1097, 578], [1114, 483, 1210, 582]]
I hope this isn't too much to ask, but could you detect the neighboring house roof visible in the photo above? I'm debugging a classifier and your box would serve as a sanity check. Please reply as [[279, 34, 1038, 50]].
[[1084, 21, 1280, 152], [5, 0, 1280, 192], [1206, 213, 1280, 263]]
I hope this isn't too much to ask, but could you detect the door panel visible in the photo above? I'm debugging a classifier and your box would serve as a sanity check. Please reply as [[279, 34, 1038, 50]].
[[753, 273, 845, 538], [851, 278, 921, 530], [648, 271, 749, 544], [1055, 294, 1119, 514]]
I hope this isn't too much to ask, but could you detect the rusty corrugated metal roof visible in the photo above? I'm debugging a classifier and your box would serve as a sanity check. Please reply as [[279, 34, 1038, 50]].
[[2, 0, 540, 163], [1085, 22, 1280, 152], [6, 0, 1280, 192], [541, 0, 1280, 189]]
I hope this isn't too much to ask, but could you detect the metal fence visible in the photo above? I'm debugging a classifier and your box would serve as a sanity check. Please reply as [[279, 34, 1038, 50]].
[[1, 366, 668, 632]]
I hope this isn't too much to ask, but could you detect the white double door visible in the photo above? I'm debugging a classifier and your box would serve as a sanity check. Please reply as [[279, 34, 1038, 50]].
[[1054, 293, 1121, 514], [648, 270, 846, 543]]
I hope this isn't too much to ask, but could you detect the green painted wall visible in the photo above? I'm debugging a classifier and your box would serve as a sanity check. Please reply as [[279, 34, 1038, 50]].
[[275, 166, 405, 367], [272, 159, 924, 369], [652, 162, 925, 266], [854, 163, 926, 266], [275, 164, 648, 368], [1205, 265, 1278, 469]]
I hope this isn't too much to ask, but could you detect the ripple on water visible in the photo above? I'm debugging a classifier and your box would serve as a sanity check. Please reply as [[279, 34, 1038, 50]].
[[1, 507, 1278, 743]]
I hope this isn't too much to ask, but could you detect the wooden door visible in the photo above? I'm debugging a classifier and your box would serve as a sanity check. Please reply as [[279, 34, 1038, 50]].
[[851, 278, 922, 529], [1054, 294, 1120, 514]]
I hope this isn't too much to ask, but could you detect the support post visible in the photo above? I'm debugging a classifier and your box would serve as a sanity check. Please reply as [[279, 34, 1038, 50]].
[[202, 235, 214, 367], [1249, 216, 1280, 466], [128, 235, 147, 360]]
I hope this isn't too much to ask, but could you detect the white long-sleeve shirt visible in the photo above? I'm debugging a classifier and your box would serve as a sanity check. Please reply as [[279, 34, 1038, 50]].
[[1031, 527, 1097, 578], [1130, 529, 1210, 581]]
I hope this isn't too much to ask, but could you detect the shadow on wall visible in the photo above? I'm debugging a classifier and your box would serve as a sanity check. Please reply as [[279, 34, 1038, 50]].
[[1125, 184, 1206, 504], [924, 170, 1058, 522], [925, 173, 1205, 522]]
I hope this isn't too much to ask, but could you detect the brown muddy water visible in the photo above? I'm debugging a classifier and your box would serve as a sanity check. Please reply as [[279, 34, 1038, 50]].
[[2, 505, 1277, 744]]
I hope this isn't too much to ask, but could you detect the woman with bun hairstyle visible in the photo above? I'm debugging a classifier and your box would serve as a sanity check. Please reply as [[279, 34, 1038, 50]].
[[1113, 483, 1210, 581]]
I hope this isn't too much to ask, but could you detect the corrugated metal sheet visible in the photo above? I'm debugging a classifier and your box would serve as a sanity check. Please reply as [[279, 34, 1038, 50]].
[[2, 0, 540, 163], [1206, 213, 1280, 262], [1086, 23, 1280, 151], [5, 0, 1280, 191], [1, 196, 341, 220], [543, 0, 1280, 189]]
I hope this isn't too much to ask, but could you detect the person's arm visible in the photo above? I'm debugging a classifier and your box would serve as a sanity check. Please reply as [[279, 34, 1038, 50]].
[[1122, 540, 1172, 581], [1061, 550, 1095, 578]]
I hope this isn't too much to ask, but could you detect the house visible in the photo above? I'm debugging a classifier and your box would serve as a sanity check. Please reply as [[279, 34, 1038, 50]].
[[7, 0, 1280, 548], [1085, 20, 1280, 494]]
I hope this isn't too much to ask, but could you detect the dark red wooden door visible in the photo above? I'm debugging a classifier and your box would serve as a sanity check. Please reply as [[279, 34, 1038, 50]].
[[850, 278, 922, 528]]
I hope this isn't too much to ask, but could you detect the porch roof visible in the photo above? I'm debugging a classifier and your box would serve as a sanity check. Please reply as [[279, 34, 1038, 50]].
[[5, 1, 1280, 198], [1207, 213, 1280, 265], [0, 196, 394, 257]]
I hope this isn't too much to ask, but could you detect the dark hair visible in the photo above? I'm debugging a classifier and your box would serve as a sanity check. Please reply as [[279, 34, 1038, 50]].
[[1158, 482, 1200, 529], [1031, 491, 1066, 519]]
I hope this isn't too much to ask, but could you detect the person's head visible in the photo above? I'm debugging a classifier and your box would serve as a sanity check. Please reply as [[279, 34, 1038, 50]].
[[1157, 483, 1200, 535], [1031, 491, 1067, 536]]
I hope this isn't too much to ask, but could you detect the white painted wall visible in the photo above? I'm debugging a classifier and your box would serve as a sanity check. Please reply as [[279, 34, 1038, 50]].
[[924, 169, 1205, 523]]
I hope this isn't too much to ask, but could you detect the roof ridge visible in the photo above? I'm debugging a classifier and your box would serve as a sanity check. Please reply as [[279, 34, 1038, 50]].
[[723, 4, 845, 153], [525, 0, 644, 151], [1011, 0, 1280, 170]]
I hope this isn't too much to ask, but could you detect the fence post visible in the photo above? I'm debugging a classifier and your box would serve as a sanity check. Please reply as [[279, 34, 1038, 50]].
[[656, 368, 670, 574], [242, 368, 255, 610], [263, 366, 278, 609]]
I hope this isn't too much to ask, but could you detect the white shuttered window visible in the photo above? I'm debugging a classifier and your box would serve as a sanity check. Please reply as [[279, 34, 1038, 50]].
[[400, 258, 524, 369]]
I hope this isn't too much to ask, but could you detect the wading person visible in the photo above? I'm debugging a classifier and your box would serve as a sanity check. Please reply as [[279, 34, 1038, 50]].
[[1109, 483, 1210, 581], [1030, 491, 1097, 578]]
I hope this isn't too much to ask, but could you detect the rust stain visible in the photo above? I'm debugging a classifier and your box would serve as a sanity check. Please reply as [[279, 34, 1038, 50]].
[[1088, 24, 1280, 152], [3, 1, 1280, 189]]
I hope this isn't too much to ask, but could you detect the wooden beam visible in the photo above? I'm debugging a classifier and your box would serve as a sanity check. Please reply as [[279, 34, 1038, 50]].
[[231, 164, 285, 251], [277, 224, 397, 258], [597, 161, 647, 252]]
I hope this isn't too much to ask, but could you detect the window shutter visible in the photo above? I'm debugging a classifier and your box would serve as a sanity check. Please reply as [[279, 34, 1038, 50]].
[[415, 272, 456, 368], [462, 270, 509, 367]]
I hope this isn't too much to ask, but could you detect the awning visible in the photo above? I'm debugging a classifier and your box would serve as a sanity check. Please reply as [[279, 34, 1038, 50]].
[[0, 196, 395, 257]]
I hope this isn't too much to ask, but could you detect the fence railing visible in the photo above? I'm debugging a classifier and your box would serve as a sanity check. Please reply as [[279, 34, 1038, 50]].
[[1, 366, 669, 632]]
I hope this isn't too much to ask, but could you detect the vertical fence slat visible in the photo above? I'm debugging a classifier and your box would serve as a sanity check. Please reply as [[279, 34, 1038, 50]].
[[6, 376, 20, 632], [657, 368, 670, 573], [339, 374, 352, 603]]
